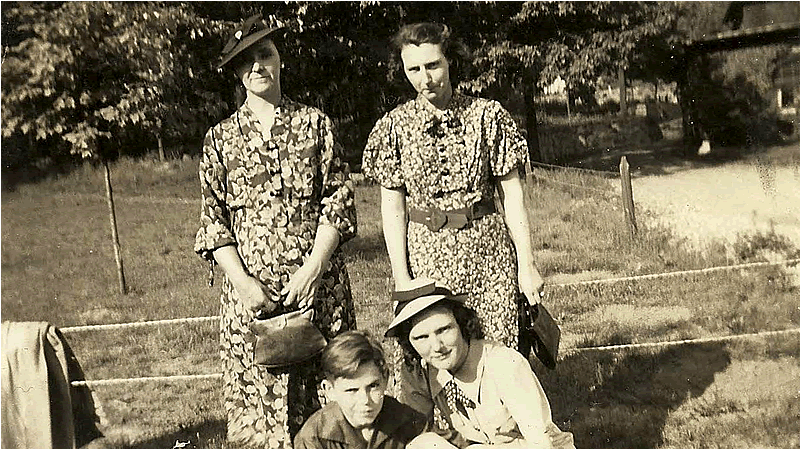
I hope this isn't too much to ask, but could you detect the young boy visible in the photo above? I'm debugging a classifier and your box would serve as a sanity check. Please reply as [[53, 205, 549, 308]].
[[294, 331, 427, 449]]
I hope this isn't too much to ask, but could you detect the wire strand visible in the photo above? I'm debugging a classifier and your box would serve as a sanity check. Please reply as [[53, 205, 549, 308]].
[[530, 160, 619, 177], [69, 327, 800, 387]]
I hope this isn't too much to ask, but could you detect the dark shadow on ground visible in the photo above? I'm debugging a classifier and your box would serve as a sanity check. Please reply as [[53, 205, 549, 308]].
[[565, 139, 741, 178], [534, 343, 730, 449], [1, 155, 83, 192], [116, 420, 227, 449], [564, 138, 800, 178]]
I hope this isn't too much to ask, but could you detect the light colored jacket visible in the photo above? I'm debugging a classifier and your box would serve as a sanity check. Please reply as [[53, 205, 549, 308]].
[[401, 340, 575, 449]]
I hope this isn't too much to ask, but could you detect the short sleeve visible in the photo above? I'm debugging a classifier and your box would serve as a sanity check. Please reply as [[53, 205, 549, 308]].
[[488, 102, 529, 178], [317, 114, 357, 243], [194, 127, 236, 261], [362, 113, 405, 189]]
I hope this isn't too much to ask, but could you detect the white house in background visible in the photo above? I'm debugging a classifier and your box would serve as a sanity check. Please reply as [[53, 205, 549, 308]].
[[542, 76, 567, 96]]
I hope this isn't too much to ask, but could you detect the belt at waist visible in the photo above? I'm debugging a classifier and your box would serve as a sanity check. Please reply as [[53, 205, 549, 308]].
[[408, 199, 497, 232]]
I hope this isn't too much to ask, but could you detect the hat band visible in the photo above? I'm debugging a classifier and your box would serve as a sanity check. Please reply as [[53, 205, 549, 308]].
[[392, 282, 436, 302]]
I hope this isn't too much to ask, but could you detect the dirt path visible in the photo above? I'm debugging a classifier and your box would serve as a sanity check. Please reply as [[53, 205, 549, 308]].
[[631, 156, 800, 251], [571, 140, 800, 251]]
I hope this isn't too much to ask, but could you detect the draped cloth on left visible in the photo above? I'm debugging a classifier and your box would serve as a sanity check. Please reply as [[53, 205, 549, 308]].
[[1, 321, 103, 449]]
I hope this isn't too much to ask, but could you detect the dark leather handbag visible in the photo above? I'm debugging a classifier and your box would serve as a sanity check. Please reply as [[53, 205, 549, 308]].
[[523, 303, 561, 370], [251, 308, 327, 368]]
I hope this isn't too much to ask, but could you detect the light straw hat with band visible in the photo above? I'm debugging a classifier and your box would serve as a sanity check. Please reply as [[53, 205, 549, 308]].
[[385, 278, 467, 338], [217, 14, 286, 70]]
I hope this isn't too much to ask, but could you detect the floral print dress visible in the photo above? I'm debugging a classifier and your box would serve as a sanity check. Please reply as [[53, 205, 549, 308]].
[[362, 93, 528, 350], [195, 100, 357, 448]]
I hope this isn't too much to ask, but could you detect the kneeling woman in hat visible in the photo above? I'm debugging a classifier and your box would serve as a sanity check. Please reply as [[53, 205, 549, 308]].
[[387, 279, 574, 449], [195, 15, 357, 447]]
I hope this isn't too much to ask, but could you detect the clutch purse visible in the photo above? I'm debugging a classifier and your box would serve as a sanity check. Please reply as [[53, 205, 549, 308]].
[[251, 308, 327, 368], [523, 303, 561, 370]]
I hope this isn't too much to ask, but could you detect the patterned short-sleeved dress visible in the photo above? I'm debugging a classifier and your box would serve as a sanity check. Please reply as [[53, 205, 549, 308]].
[[362, 93, 528, 350], [195, 100, 357, 448]]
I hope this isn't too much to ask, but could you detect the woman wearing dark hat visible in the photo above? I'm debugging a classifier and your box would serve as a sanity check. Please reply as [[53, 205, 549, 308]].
[[362, 22, 545, 356], [386, 279, 575, 449], [194, 15, 357, 447]]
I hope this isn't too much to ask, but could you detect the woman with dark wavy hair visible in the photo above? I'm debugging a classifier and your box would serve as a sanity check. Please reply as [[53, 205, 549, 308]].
[[385, 279, 575, 449], [363, 22, 545, 357]]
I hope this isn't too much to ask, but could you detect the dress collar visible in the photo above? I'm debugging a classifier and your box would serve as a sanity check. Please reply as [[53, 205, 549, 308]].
[[415, 91, 467, 118], [236, 97, 293, 136]]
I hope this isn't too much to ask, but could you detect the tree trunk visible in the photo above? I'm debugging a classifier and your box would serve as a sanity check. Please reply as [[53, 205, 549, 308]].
[[565, 88, 572, 119], [677, 54, 697, 155], [619, 156, 637, 236], [157, 133, 165, 161], [104, 158, 127, 294], [523, 79, 542, 164], [618, 66, 627, 117], [654, 79, 659, 105]]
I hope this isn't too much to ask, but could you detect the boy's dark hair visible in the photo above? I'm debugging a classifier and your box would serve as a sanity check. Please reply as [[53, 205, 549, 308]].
[[394, 300, 484, 369], [389, 22, 471, 87], [322, 331, 389, 381]]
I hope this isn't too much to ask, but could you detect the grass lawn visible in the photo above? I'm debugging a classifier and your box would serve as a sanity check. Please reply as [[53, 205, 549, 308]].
[[2, 156, 798, 448]]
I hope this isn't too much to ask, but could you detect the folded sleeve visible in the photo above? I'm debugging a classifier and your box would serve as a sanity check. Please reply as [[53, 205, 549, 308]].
[[487, 101, 529, 179], [494, 349, 552, 449], [362, 113, 405, 189], [318, 114, 357, 243], [194, 127, 236, 261]]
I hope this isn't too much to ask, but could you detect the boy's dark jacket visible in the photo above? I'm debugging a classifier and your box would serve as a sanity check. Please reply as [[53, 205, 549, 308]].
[[294, 396, 427, 449]]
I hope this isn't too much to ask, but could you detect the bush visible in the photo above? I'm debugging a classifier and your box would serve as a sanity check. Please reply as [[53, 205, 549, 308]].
[[685, 45, 790, 148]]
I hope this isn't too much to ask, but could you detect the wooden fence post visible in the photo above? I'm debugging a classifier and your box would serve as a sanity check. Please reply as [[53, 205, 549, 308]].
[[619, 156, 638, 235], [104, 158, 127, 294]]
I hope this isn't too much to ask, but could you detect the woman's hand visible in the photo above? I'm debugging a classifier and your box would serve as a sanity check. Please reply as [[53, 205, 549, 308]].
[[233, 275, 274, 312], [212, 245, 275, 312], [281, 259, 324, 309], [518, 262, 545, 305], [282, 224, 340, 310]]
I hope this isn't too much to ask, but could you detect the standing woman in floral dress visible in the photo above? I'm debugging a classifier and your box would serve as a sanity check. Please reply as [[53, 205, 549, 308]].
[[362, 22, 544, 356], [195, 15, 357, 448]]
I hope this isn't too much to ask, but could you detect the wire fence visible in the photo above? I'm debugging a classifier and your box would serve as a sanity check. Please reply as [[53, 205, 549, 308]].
[[69, 326, 800, 388], [531, 176, 617, 195], [60, 258, 800, 334], [62, 256, 800, 387], [53, 164, 800, 389], [530, 160, 619, 178]]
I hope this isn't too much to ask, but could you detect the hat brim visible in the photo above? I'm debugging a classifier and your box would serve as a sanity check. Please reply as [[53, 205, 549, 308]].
[[217, 27, 286, 70], [384, 294, 466, 338]]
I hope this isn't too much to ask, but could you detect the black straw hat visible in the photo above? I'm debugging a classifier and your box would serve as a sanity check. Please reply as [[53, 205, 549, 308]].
[[385, 278, 466, 338], [217, 14, 285, 70]]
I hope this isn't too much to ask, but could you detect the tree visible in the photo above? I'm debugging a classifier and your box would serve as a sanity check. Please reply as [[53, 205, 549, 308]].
[[463, 2, 678, 160], [1, 2, 229, 158], [671, 2, 790, 148], [1, 2, 230, 293]]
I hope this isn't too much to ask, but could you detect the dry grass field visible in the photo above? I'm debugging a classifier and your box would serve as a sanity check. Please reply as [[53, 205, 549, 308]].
[[2, 156, 798, 448]]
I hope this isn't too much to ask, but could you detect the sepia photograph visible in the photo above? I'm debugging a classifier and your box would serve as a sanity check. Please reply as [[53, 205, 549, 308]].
[[2, 2, 798, 448]]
